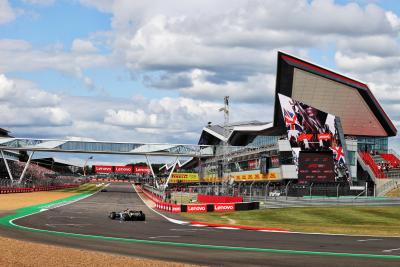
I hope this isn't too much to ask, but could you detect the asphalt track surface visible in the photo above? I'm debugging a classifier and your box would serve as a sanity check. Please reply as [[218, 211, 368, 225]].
[[2, 183, 400, 266]]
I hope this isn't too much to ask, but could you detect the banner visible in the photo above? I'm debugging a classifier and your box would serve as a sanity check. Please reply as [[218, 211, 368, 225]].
[[134, 166, 151, 174], [169, 173, 199, 183], [94, 165, 113, 173], [248, 160, 257, 169], [278, 93, 350, 183], [214, 203, 235, 212], [114, 166, 133, 174], [186, 204, 207, 213]]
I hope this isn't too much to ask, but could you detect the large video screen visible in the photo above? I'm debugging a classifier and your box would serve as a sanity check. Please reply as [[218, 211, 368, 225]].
[[298, 151, 335, 183], [278, 93, 350, 182]]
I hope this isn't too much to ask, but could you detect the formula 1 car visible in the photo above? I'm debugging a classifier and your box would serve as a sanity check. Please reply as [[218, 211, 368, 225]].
[[108, 209, 146, 221]]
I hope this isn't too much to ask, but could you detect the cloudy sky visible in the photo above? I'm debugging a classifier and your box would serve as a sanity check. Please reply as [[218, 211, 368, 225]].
[[1, 0, 400, 164]]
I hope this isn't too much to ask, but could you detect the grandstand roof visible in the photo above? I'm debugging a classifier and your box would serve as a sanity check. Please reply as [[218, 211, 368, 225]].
[[32, 157, 83, 168], [273, 51, 396, 137], [0, 128, 13, 138], [198, 121, 271, 146]]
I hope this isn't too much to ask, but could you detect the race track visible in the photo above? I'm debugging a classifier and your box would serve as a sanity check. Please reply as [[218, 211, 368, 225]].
[[3, 183, 400, 267]]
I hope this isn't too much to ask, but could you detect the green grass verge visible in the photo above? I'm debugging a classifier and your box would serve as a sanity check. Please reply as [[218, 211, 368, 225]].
[[55, 183, 103, 193], [181, 206, 400, 236], [386, 188, 400, 198]]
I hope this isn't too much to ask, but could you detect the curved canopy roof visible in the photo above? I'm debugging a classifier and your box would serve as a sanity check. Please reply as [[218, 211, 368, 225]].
[[273, 51, 396, 137]]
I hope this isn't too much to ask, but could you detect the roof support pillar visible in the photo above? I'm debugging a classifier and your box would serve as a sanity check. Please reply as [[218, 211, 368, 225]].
[[0, 150, 14, 183], [145, 155, 159, 189], [163, 157, 179, 191], [18, 151, 34, 184]]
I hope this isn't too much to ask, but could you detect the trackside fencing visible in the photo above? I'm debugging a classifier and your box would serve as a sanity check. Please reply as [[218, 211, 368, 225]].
[[197, 194, 243, 203], [140, 186, 259, 213], [90, 178, 131, 183], [0, 184, 79, 194]]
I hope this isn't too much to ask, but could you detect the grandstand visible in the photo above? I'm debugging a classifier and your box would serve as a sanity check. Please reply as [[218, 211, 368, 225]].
[[171, 52, 399, 197], [0, 128, 81, 187]]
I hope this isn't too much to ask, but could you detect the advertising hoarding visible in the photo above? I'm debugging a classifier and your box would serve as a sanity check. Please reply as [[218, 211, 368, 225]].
[[214, 203, 235, 212], [114, 166, 133, 174], [133, 166, 151, 174], [94, 165, 113, 173]]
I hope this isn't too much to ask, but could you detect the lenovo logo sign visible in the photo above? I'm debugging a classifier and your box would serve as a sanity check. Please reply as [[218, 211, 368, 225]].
[[187, 205, 207, 213], [114, 166, 133, 174], [134, 166, 151, 174], [172, 206, 181, 212], [94, 166, 113, 173], [214, 204, 235, 212]]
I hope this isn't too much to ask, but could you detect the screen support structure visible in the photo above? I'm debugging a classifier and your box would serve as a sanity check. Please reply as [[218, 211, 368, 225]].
[[335, 117, 352, 184]]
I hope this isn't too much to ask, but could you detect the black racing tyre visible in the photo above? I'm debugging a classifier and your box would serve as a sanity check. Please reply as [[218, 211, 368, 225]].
[[109, 212, 116, 219], [139, 213, 146, 221], [121, 213, 129, 221]]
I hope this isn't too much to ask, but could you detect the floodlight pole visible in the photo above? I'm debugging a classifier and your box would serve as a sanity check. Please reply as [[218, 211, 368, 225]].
[[18, 151, 34, 184], [0, 150, 14, 183], [219, 96, 230, 194], [83, 156, 93, 176]]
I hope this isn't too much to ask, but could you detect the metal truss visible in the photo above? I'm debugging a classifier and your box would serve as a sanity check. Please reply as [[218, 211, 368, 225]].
[[0, 138, 215, 157]]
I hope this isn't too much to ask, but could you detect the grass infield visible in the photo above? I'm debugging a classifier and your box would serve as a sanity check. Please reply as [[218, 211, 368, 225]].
[[386, 188, 400, 198], [181, 206, 400, 236], [0, 183, 102, 211]]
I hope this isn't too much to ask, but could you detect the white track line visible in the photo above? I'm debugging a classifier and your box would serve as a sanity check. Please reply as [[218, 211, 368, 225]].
[[133, 185, 400, 238], [132, 185, 188, 225], [383, 248, 400, 253]]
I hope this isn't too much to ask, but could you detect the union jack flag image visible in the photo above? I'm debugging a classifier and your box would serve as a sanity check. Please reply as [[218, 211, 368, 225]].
[[284, 109, 302, 132], [330, 146, 345, 163]]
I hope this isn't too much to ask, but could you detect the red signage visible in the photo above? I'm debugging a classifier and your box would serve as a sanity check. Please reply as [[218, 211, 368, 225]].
[[134, 166, 151, 174], [214, 203, 235, 212], [94, 165, 113, 173], [171, 205, 181, 213], [114, 166, 133, 174], [318, 133, 331, 141], [248, 160, 257, 169], [298, 133, 313, 142], [271, 156, 279, 167], [187, 204, 207, 213]]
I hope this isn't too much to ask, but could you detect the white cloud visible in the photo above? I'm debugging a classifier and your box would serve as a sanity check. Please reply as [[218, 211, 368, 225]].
[[0, 74, 61, 107], [0, 74, 71, 127], [0, 39, 31, 51], [71, 39, 98, 53], [335, 52, 400, 73], [0, 73, 14, 98], [104, 109, 158, 127], [0, 0, 16, 25], [0, 38, 110, 75], [386, 11, 400, 31]]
